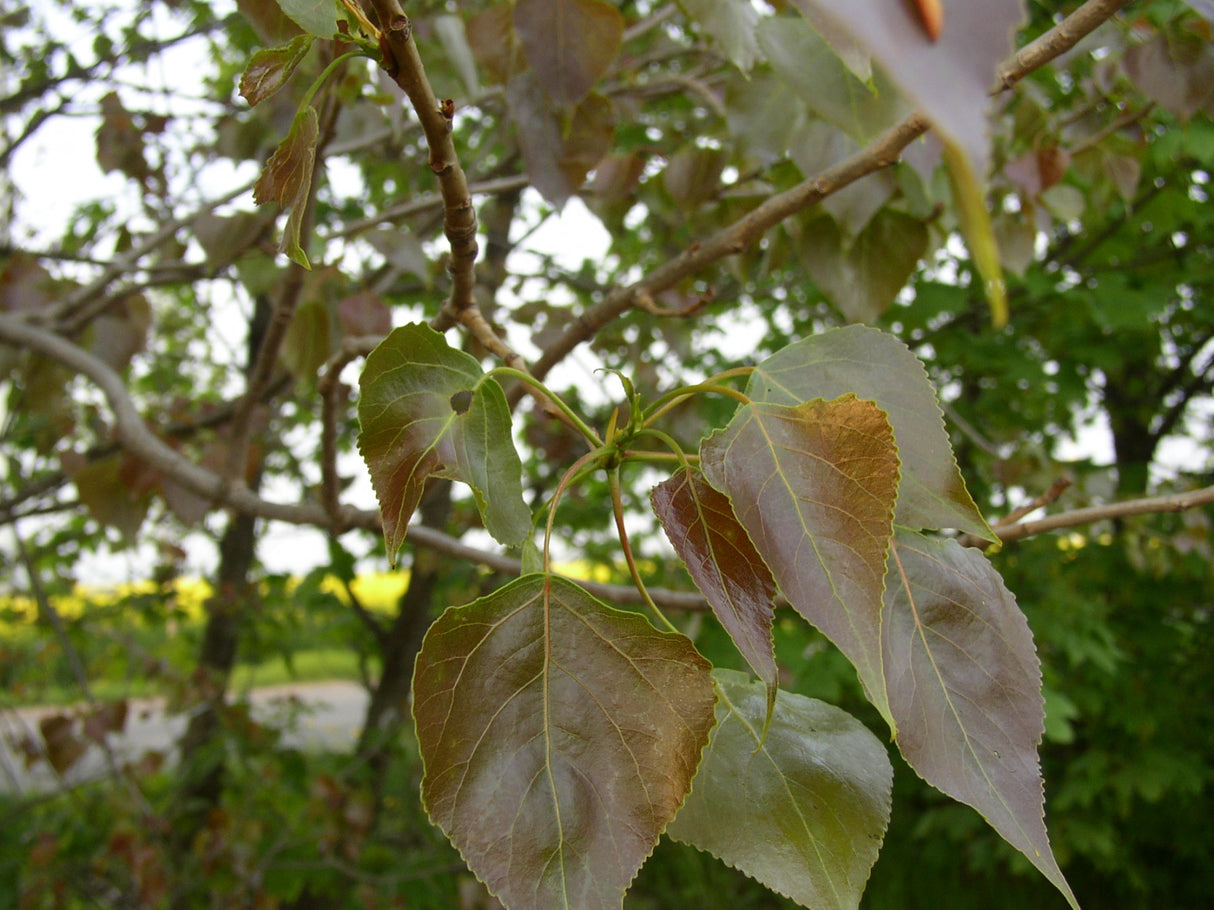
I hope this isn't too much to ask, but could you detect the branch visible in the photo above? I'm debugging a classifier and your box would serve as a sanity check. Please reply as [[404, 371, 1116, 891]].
[[962, 484, 1214, 549], [523, 0, 1133, 395]]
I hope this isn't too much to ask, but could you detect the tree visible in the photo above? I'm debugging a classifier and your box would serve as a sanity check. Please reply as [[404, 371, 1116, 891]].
[[2, 0, 1212, 907]]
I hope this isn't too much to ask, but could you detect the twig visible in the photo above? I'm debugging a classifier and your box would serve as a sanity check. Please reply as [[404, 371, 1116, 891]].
[[522, 0, 1134, 396]]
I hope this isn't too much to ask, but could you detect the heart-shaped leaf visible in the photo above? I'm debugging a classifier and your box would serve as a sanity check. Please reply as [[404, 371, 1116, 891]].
[[883, 529, 1078, 910], [747, 325, 993, 540], [253, 104, 319, 268], [652, 467, 778, 687], [412, 574, 717, 910], [668, 670, 892, 910], [700, 395, 899, 728], [357, 323, 531, 561]]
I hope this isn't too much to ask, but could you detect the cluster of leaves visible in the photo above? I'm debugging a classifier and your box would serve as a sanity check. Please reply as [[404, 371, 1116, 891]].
[[354, 320, 1076, 910]]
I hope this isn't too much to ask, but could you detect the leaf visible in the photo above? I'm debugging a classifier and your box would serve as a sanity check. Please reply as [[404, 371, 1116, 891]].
[[507, 75, 615, 208], [280, 294, 331, 378], [789, 0, 1027, 180], [412, 574, 716, 910], [253, 104, 319, 269], [794, 208, 928, 323], [63, 452, 152, 541], [95, 91, 152, 184], [747, 325, 993, 539], [357, 323, 531, 560], [700, 395, 899, 728], [39, 715, 86, 775], [434, 14, 481, 98], [239, 34, 314, 107], [677, 0, 761, 72], [276, 0, 338, 38], [513, 0, 623, 107], [758, 16, 907, 144], [943, 139, 1007, 327], [668, 670, 892, 910], [882, 529, 1078, 909], [652, 467, 778, 687], [466, 3, 527, 85], [663, 146, 729, 209]]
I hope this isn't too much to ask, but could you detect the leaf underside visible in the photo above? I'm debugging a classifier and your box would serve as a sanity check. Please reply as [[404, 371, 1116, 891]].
[[883, 529, 1078, 910], [668, 670, 893, 910], [412, 574, 717, 910], [700, 394, 900, 728], [652, 466, 778, 687]]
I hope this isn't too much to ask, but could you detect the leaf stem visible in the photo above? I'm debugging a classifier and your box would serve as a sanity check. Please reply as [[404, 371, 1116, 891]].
[[542, 448, 607, 575], [644, 382, 750, 427], [488, 367, 603, 447], [608, 466, 679, 634]]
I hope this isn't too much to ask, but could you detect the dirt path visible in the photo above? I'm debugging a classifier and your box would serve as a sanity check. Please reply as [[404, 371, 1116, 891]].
[[0, 681, 369, 796]]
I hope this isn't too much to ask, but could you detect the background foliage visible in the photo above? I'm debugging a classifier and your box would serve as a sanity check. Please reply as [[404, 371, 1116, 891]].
[[1, 0, 1212, 907]]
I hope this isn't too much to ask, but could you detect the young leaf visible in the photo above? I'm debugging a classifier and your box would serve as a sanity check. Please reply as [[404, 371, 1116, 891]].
[[668, 670, 892, 910], [253, 104, 319, 268], [239, 34, 314, 107], [357, 324, 531, 561], [513, 0, 623, 107], [412, 574, 716, 910], [652, 467, 778, 687], [882, 529, 1078, 909], [276, 0, 339, 39], [748, 325, 994, 540], [700, 395, 899, 728]]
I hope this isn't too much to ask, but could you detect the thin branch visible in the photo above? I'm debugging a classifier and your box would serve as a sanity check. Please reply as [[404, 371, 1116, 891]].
[[522, 0, 1134, 396]]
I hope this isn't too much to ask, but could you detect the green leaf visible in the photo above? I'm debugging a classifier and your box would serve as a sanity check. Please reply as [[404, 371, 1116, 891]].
[[652, 467, 778, 687], [883, 529, 1078, 910], [794, 208, 928, 323], [357, 324, 531, 561], [700, 395, 899, 728], [677, 0, 761, 72], [668, 670, 892, 910], [239, 34, 314, 107], [943, 139, 1007, 327], [276, 0, 338, 39], [748, 325, 994, 540], [513, 0, 623, 107], [252, 104, 319, 268], [412, 574, 717, 910]]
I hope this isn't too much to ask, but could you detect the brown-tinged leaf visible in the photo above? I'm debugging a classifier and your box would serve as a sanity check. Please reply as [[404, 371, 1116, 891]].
[[1123, 28, 1214, 120], [748, 325, 994, 540], [253, 104, 319, 269], [0, 253, 57, 312], [652, 468, 778, 686], [514, 0, 623, 107], [280, 295, 332, 379], [663, 146, 729, 209], [882, 529, 1078, 909], [357, 323, 531, 560], [83, 293, 151, 371], [507, 75, 615, 208], [95, 91, 151, 184], [63, 452, 152, 540], [668, 670, 892, 910], [39, 714, 87, 775], [466, 3, 527, 85], [700, 395, 899, 728], [193, 210, 275, 268], [337, 290, 391, 337], [240, 35, 314, 107], [413, 574, 716, 910], [83, 700, 129, 744]]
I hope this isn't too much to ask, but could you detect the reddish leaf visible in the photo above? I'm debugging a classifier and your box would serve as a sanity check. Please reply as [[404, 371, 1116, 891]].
[[700, 395, 899, 728], [882, 529, 1078, 909], [239, 35, 314, 107], [514, 0, 623, 107], [39, 714, 87, 775], [64, 452, 152, 540], [663, 146, 729, 209], [507, 76, 615, 208], [748, 325, 993, 539], [357, 324, 531, 559], [652, 467, 778, 687], [1123, 29, 1214, 120], [96, 91, 152, 184], [0, 253, 57, 312], [413, 574, 716, 910], [337, 290, 391, 337], [84, 699, 129, 744], [253, 104, 320, 268]]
